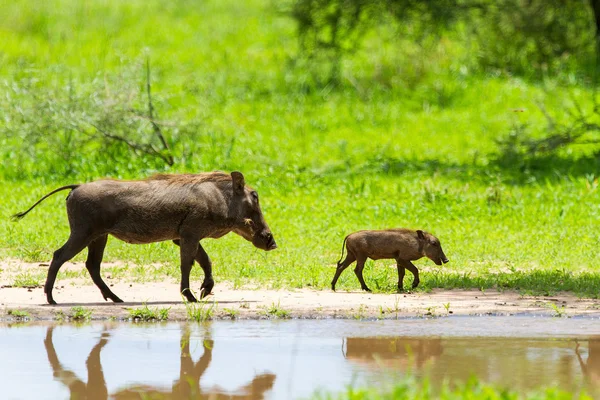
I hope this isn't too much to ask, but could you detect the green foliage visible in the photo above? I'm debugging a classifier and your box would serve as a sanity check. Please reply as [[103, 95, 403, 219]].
[[70, 306, 92, 321], [12, 271, 43, 288], [288, 0, 598, 83], [184, 300, 216, 322], [475, 0, 595, 76], [128, 304, 170, 321], [1, 0, 600, 298], [261, 301, 291, 319], [222, 308, 240, 319], [313, 375, 592, 399], [7, 309, 30, 319]]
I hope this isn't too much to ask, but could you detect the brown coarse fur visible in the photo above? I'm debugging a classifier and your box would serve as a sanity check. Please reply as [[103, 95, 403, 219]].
[[12, 171, 277, 305], [331, 229, 449, 292], [145, 172, 235, 185]]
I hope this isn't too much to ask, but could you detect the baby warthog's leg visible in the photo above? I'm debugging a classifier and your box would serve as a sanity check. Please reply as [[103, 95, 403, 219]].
[[399, 259, 420, 289], [331, 252, 356, 291], [85, 235, 122, 303], [396, 261, 406, 292]]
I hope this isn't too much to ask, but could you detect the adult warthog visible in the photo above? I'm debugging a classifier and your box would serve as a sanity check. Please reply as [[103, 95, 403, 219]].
[[12, 171, 277, 304]]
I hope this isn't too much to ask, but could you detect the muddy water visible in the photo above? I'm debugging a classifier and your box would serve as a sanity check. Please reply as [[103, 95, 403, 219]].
[[1, 316, 600, 399]]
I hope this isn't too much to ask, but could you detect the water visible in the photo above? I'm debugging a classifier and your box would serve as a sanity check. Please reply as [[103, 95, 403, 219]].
[[1, 316, 600, 399]]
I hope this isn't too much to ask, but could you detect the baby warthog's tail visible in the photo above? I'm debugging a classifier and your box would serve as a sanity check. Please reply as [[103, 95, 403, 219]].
[[11, 185, 80, 221], [336, 235, 349, 267]]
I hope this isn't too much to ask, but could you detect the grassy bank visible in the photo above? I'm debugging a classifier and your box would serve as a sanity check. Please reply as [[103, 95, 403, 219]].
[[313, 376, 593, 400], [1, 0, 599, 296]]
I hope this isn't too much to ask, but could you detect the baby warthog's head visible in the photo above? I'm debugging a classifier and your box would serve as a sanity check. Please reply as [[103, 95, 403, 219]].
[[230, 172, 277, 251], [417, 230, 449, 266]]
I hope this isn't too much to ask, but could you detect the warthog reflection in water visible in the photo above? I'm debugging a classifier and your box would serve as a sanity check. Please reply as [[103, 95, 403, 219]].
[[575, 337, 600, 393], [44, 326, 276, 399], [343, 337, 443, 369]]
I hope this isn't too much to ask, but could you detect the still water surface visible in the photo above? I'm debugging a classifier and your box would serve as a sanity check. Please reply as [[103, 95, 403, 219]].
[[1, 316, 600, 399]]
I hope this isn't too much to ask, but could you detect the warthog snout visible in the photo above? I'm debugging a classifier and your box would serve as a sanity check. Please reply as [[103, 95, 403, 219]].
[[253, 231, 277, 251], [433, 257, 449, 266]]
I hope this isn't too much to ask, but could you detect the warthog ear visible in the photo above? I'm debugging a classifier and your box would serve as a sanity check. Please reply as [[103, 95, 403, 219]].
[[231, 171, 245, 194], [417, 230, 425, 240]]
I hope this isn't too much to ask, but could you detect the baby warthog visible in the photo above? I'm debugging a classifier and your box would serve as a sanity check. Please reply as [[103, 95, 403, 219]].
[[331, 229, 448, 292], [12, 171, 277, 305]]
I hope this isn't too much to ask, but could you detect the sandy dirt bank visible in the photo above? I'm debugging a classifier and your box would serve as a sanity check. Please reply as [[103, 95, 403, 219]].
[[1, 261, 599, 321]]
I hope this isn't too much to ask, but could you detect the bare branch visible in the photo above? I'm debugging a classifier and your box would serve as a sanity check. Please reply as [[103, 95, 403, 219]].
[[535, 100, 556, 132], [89, 123, 174, 166], [145, 58, 174, 166]]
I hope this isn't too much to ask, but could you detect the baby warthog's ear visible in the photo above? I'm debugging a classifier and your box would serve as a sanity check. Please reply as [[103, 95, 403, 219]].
[[417, 230, 425, 240], [231, 171, 245, 194]]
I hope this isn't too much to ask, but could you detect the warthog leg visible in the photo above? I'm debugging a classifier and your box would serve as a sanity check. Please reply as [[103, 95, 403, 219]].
[[396, 261, 406, 292], [177, 237, 200, 302], [194, 244, 214, 298], [45, 233, 92, 305], [331, 252, 356, 291], [353, 255, 371, 292], [173, 240, 214, 299], [399, 259, 420, 289], [86, 235, 122, 303]]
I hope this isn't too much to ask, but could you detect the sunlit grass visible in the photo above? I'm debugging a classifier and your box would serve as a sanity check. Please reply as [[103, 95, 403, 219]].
[[313, 374, 592, 400], [1, 0, 599, 298]]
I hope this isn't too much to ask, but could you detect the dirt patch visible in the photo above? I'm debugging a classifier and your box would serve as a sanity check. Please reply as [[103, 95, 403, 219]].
[[2, 261, 600, 321]]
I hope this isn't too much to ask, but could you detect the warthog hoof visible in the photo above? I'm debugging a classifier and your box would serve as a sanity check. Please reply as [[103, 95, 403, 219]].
[[103, 293, 123, 303], [181, 288, 198, 303]]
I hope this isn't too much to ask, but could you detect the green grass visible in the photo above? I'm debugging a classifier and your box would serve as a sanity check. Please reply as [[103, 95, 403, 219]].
[[12, 271, 43, 288], [7, 309, 30, 320], [128, 304, 170, 322], [313, 375, 592, 400], [222, 308, 240, 319], [70, 306, 92, 321], [1, 0, 599, 298], [261, 301, 291, 319], [184, 299, 216, 322]]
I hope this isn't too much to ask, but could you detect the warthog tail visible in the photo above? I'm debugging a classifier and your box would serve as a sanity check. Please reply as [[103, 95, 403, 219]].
[[336, 235, 349, 267], [11, 185, 80, 221]]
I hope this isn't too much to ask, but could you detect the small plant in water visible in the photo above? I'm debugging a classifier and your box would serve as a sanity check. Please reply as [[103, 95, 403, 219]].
[[548, 302, 567, 318], [443, 302, 452, 314], [54, 310, 66, 322], [185, 300, 216, 322], [128, 304, 170, 321], [71, 306, 92, 321], [239, 301, 250, 309], [8, 309, 30, 320], [262, 301, 290, 319], [386, 296, 402, 319], [223, 308, 239, 319], [424, 306, 438, 317], [353, 304, 367, 320]]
